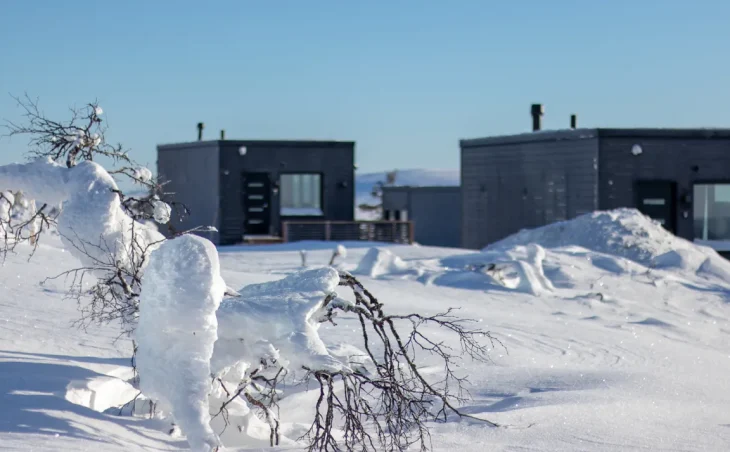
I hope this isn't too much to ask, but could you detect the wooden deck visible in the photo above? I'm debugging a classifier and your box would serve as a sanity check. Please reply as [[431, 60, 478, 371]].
[[242, 235, 284, 245]]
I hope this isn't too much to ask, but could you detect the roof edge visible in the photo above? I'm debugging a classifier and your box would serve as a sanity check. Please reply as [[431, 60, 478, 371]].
[[460, 127, 730, 148], [158, 139, 355, 150], [382, 185, 461, 191], [460, 128, 598, 148]]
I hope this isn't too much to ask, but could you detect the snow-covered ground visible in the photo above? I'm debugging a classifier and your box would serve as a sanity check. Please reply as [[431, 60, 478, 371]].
[[2, 209, 730, 451]]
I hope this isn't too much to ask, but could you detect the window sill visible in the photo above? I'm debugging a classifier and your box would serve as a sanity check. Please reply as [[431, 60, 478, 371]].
[[281, 207, 324, 216]]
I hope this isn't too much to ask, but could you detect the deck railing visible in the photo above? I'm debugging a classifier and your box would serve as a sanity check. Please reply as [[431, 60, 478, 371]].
[[282, 220, 414, 244]]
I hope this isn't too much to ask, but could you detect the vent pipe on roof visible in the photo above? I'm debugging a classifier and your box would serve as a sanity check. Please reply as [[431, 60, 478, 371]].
[[197, 122, 205, 141], [531, 104, 543, 132], [570, 114, 577, 129], [220, 129, 226, 140]]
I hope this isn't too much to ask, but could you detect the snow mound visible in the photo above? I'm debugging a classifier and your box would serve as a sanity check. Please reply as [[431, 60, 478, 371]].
[[438, 244, 554, 295], [353, 247, 413, 278], [213, 266, 343, 378], [503, 244, 555, 295], [136, 234, 225, 452], [65, 375, 139, 413], [489, 208, 730, 273]]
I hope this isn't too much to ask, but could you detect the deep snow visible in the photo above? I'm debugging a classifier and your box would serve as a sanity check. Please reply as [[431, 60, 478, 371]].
[[1, 209, 730, 451]]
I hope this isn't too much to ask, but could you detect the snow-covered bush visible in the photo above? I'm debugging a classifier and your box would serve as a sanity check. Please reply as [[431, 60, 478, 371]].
[[1, 98, 179, 332], [137, 234, 225, 452], [208, 269, 501, 450]]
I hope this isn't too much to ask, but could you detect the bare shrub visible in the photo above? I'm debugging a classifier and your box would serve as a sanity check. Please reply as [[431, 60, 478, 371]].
[[213, 272, 503, 451]]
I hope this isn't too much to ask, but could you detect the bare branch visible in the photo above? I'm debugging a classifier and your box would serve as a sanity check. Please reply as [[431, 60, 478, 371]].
[[298, 272, 503, 451]]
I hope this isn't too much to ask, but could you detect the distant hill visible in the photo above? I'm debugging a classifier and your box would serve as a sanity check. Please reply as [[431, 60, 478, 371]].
[[355, 169, 460, 219]]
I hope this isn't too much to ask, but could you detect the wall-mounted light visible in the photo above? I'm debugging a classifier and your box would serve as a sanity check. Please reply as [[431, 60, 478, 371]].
[[681, 191, 692, 206], [272, 181, 280, 196], [238, 146, 247, 156]]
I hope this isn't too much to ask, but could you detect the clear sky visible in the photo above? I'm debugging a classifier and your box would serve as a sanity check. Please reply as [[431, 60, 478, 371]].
[[1, 1, 729, 173]]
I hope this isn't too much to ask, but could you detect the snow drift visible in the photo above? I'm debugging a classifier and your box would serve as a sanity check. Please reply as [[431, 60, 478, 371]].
[[352, 247, 414, 278], [136, 235, 225, 452], [489, 208, 730, 277]]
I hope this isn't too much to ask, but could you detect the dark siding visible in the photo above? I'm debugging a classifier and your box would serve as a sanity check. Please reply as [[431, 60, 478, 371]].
[[409, 188, 461, 247], [383, 187, 461, 247], [218, 141, 355, 244], [598, 136, 730, 240], [382, 189, 409, 212], [157, 142, 220, 243], [461, 135, 599, 249]]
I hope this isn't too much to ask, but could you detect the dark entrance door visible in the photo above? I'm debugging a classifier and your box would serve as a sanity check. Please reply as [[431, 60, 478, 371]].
[[242, 172, 271, 235], [634, 180, 677, 233]]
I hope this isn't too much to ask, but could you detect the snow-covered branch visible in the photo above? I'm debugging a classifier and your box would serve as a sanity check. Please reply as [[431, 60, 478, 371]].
[[207, 268, 502, 451], [4, 94, 126, 169]]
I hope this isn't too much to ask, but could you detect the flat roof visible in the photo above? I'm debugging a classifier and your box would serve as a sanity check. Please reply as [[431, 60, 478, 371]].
[[460, 128, 730, 148], [158, 139, 355, 151]]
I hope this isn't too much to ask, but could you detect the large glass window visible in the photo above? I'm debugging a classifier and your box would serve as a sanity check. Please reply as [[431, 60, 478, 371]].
[[280, 174, 323, 216], [694, 183, 730, 241]]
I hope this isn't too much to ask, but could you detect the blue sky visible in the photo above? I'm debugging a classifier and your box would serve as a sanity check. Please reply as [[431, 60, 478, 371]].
[[1, 1, 729, 173]]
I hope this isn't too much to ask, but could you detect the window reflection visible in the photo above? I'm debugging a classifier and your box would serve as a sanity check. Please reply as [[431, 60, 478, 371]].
[[280, 174, 323, 216]]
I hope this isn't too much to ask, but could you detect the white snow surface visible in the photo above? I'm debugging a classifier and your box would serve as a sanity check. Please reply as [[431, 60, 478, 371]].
[[136, 235, 225, 452], [2, 208, 730, 450]]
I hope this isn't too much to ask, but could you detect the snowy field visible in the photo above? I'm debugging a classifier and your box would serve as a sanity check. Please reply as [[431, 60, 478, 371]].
[[1, 209, 730, 451]]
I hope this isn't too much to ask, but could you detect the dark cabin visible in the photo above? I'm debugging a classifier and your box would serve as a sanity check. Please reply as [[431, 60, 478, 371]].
[[382, 186, 461, 248], [460, 106, 730, 251], [157, 138, 355, 245]]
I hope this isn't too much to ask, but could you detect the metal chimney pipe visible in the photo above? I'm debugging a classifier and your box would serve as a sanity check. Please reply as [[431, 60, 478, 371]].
[[197, 122, 205, 141], [220, 129, 226, 140], [570, 114, 577, 129], [531, 104, 544, 132]]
